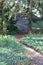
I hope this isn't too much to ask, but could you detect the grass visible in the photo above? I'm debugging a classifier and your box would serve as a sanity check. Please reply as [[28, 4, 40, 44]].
[[0, 35, 31, 65], [21, 34, 43, 54]]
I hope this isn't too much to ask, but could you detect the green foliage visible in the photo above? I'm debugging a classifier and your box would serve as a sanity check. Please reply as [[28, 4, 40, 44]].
[[21, 35, 43, 54], [3, 0, 28, 21], [0, 35, 24, 51], [32, 21, 43, 28], [0, 0, 43, 34], [0, 35, 31, 65]]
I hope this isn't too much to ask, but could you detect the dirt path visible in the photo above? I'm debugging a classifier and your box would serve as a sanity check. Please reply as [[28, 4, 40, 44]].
[[15, 35, 43, 65], [23, 45, 43, 65]]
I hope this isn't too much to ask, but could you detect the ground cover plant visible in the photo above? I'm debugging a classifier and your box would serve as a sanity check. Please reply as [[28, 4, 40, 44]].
[[0, 35, 31, 65], [21, 34, 43, 54]]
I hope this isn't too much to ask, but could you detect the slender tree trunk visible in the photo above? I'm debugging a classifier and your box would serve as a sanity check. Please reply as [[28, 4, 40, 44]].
[[28, 0, 33, 34], [2, 1, 6, 35], [0, 1, 3, 34]]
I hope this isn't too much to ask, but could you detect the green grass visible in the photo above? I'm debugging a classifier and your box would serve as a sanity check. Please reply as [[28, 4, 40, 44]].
[[21, 34, 43, 54], [0, 35, 31, 65]]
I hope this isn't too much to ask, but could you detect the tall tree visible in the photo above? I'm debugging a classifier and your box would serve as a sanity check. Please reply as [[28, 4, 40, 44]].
[[0, 0, 4, 34], [28, 0, 33, 34]]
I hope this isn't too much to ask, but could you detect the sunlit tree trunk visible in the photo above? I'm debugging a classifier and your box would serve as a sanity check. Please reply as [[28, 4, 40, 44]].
[[1, 0, 6, 35]]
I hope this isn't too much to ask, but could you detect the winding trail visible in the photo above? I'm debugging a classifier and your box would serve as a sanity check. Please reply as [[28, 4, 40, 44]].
[[23, 45, 43, 65], [15, 35, 43, 65]]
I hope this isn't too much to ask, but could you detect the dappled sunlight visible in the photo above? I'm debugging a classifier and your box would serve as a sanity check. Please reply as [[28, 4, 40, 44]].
[[0, 0, 43, 65]]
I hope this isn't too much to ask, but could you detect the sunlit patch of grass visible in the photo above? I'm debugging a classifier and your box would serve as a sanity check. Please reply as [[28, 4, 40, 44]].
[[0, 35, 31, 65], [21, 35, 43, 54], [0, 62, 7, 65]]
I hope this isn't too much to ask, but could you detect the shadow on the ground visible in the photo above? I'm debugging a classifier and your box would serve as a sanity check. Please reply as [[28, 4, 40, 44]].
[[32, 56, 43, 65]]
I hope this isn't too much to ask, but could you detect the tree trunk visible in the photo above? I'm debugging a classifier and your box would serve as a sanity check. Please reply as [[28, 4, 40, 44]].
[[2, 1, 6, 35], [0, 1, 3, 34], [28, 0, 33, 34]]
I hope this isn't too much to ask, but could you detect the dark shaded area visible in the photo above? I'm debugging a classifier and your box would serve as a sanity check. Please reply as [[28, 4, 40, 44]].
[[6, 12, 43, 35]]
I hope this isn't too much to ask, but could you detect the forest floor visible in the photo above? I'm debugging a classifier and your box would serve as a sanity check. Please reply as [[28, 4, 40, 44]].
[[15, 34, 43, 65]]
